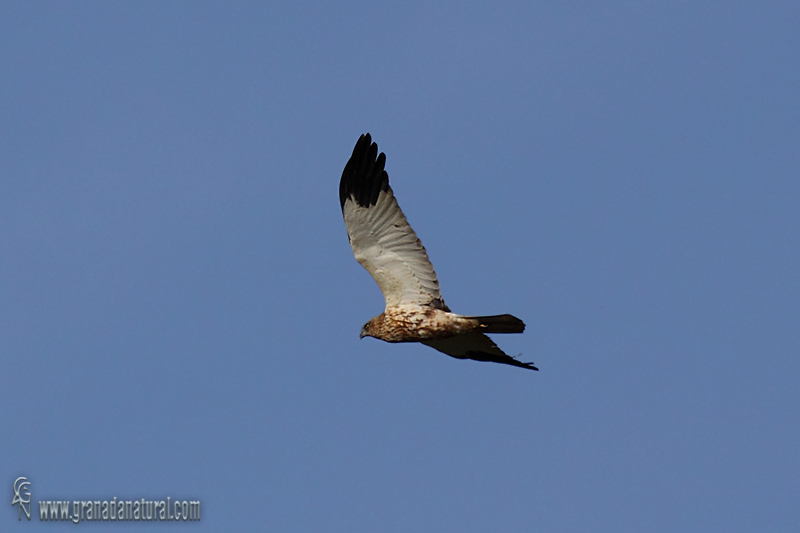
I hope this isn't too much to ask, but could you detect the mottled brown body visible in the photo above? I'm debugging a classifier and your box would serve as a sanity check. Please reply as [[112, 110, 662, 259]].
[[361, 306, 482, 342]]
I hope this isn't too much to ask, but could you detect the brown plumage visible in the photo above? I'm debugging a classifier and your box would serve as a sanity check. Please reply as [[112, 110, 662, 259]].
[[340, 134, 537, 371]]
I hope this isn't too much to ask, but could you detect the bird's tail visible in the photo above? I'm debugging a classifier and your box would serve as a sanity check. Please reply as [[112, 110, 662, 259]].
[[470, 314, 526, 334]]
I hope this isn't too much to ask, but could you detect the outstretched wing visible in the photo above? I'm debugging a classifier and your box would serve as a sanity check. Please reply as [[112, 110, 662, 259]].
[[422, 333, 538, 371], [340, 134, 447, 310]]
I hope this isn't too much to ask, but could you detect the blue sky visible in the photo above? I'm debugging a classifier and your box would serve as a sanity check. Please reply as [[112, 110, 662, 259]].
[[2, 2, 798, 531]]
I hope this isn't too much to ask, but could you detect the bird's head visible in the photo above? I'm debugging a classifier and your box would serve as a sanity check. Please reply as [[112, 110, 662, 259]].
[[360, 315, 382, 339], [360, 321, 372, 339], [360, 314, 384, 340]]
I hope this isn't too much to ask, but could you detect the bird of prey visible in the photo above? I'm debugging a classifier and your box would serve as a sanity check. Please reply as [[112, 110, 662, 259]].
[[339, 133, 537, 371]]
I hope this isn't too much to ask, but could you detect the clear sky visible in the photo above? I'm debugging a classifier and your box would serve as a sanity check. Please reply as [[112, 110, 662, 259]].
[[2, 2, 798, 531]]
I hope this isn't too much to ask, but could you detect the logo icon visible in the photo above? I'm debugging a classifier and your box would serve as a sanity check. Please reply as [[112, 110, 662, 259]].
[[12, 477, 31, 521]]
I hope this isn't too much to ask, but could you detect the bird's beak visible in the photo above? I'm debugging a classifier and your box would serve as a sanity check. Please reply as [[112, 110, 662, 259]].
[[359, 331, 366, 339]]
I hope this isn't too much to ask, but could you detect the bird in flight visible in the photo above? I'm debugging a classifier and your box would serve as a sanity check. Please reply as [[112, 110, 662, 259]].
[[339, 133, 537, 371]]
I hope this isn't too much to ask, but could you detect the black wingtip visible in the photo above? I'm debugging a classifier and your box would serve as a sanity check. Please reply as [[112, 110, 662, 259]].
[[507, 360, 539, 371], [339, 133, 390, 211], [464, 351, 539, 371]]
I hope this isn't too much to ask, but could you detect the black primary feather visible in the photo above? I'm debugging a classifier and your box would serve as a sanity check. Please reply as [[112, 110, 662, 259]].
[[339, 133, 390, 211], [464, 351, 539, 371]]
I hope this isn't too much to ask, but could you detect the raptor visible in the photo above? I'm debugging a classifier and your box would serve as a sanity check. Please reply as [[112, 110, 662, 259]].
[[339, 134, 537, 371]]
